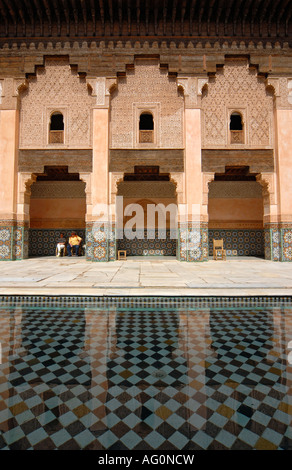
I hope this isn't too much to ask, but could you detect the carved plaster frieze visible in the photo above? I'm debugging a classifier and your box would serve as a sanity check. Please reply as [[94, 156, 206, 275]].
[[110, 172, 124, 203], [170, 172, 184, 203], [202, 172, 215, 205], [177, 75, 208, 108], [18, 172, 37, 196], [256, 172, 275, 205], [79, 172, 92, 205]]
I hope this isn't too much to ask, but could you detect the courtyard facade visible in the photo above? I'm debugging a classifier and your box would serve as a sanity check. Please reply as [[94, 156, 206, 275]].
[[0, 1, 291, 262]]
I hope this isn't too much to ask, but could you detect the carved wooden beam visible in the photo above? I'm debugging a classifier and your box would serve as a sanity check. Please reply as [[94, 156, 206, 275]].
[[43, 0, 52, 36], [98, 0, 105, 34], [207, 0, 216, 35], [189, 0, 197, 35], [69, 0, 79, 36], [52, 0, 61, 36], [259, 0, 272, 36], [223, 0, 234, 36], [127, 0, 131, 35], [180, 0, 187, 35], [0, 0, 9, 37], [154, 2, 159, 35], [33, 0, 43, 36], [24, 0, 35, 36], [277, 0, 290, 36], [198, 0, 205, 36], [172, 0, 177, 36], [250, 0, 262, 37], [108, 0, 114, 35], [145, 0, 150, 36], [232, 0, 243, 36], [241, 0, 252, 36], [136, 0, 140, 35], [118, 0, 123, 35], [268, 0, 280, 37], [163, 0, 167, 35], [3, 0, 17, 36], [61, 0, 70, 36], [14, 0, 26, 36], [285, 3, 292, 36], [80, 0, 87, 36], [89, 0, 96, 35], [215, 0, 224, 36]]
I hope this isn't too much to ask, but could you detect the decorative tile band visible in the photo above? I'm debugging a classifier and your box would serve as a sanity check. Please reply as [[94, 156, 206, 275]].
[[29, 229, 86, 257], [1, 295, 292, 309], [117, 229, 177, 257], [208, 229, 264, 258]]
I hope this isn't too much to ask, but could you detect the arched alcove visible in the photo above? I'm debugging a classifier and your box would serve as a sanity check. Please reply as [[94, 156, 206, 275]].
[[49, 111, 64, 144]]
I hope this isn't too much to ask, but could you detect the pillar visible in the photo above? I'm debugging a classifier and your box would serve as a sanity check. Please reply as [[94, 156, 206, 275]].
[[177, 77, 209, 262], [85, 79, 116, 261], [0, 77, 23, 260]]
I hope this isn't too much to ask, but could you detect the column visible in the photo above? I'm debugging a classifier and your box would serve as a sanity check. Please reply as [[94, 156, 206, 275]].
[[274, 107, 292, 261], [178, 77, 208, 261], [0, 78, 21, 260], [85, 77, 116, 261]]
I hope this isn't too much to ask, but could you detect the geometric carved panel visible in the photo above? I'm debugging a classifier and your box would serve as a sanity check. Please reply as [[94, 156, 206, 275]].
[[202, 59, 274, 148], [110, 58, 184, 149], [19, 57, 94, 149]]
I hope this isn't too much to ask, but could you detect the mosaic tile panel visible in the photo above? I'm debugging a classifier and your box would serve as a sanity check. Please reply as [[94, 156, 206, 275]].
[[117, 229, 177, 257], [0, 225, 13, 260], [178, 224, 208, 262], [0, 297, 292, 450], [86, 223, 113, 262], [29, 229, 85, 257], [281, 228, 292, 261], [208, 229, 264, 258], [14, 225, 29, 260]]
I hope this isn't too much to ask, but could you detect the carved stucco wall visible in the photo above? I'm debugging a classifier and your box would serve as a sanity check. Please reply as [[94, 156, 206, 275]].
[[110, 59, 184, 149], [19, 57, 94, 149], [201, 59, 274, 148]]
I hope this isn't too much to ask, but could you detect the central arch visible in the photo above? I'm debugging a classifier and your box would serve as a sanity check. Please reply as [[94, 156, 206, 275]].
[[116, 174, 178, 258]]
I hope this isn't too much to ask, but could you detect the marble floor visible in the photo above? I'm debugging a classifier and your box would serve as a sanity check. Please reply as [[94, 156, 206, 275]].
[[0, 256, 291, 296], [0, 296, 292, 450]]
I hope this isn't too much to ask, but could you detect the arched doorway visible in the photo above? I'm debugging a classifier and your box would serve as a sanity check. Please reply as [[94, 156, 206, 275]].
[[116, 167, 178, 258], [29, 166, 86, 257], [208, 166, 264, 258]]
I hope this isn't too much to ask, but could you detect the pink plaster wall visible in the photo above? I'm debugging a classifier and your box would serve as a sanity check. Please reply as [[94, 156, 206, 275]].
[[208, 198, 263, 226], [30, 198, 86, 228], [275, 109, 292, 220]]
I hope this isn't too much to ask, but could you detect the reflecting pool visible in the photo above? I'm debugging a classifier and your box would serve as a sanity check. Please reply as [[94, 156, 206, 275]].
[[0, 296, 292, 450]]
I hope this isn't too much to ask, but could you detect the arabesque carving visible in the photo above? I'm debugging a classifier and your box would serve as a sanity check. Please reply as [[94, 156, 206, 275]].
[[19, 58, 95, 148], [202, 59, 274, 148]]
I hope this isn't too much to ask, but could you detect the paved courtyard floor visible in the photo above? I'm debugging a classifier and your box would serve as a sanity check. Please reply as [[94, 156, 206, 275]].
[[0, 255, 292, 296]]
